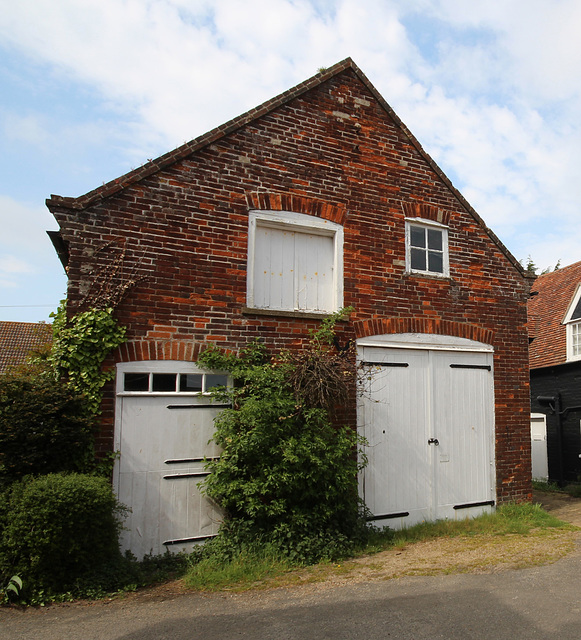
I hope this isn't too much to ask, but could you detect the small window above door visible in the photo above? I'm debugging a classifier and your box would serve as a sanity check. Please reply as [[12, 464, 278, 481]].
[[118, 363, 230, 395]]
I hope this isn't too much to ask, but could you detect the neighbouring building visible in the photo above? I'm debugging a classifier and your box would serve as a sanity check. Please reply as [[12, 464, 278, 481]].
[[529, 261, 581, 484], [0, 321, 52, 375]]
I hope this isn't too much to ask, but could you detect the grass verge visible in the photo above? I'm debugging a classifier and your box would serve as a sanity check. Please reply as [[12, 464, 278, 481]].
[[183, 503, 576, 592], [184, 545, 293, 592]]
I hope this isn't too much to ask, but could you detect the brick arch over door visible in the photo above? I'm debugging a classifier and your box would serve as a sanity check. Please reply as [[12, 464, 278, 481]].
[[354, 317, 494, 345], [115, 340, 206, 363], [245, 191, 347, 226]]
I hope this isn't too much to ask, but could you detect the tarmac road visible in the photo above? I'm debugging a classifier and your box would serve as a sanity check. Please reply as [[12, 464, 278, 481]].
[[3, 540, 581, 640]]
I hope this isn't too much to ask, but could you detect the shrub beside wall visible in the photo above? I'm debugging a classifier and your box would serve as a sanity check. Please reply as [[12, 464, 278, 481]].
[[0, 372, 95, 489], [0, 473, 127, 598]]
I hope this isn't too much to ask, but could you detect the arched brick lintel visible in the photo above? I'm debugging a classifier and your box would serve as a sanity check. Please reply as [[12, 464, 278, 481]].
[[115, 340, 205, 363], [354, 317, 494, 346], [402, 201, 451, 226], [246, 191, 347, 226]]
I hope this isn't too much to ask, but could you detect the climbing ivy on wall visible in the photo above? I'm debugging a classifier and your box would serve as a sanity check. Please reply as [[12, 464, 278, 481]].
[[49, 300, 127, 415], [46, 240, 145, 415]]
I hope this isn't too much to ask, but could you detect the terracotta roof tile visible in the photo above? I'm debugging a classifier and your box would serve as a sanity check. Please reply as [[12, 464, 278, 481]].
[[528, 261, 581, 369], [0, 321, 53, 375]]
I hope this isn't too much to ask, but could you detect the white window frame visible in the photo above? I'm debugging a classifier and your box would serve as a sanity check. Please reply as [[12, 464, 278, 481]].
[[405, 218, 449, 277], [116, 361, 231, 396], [247, 210, 344, 313], [564, 284, 581, 361]]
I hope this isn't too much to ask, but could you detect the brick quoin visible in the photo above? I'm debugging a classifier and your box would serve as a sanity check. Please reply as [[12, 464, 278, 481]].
[[47, 58, 533, 506]]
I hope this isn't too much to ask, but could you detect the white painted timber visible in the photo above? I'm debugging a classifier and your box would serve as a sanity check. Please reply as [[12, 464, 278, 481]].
[[253, 225, 334, 311], [358, 336, 495, 528], [114, 362, 225, 558], [247, 210, 343, 313], [530, 413, 549, 481]]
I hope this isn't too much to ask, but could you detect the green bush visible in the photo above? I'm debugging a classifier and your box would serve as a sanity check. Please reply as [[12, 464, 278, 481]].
[[0, 371, 95, 488], [49, 301, 126, 415], [0, 473, 127, 599], [196, 313, 369, 565]]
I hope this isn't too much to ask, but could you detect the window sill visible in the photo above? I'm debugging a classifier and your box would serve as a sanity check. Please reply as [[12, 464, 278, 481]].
[[405, 270, 452, 281], [241, 307, 337, 320]]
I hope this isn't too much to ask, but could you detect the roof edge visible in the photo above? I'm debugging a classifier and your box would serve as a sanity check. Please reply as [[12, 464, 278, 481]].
[[344, 63, 529, 278], [46, 58, 356, 212], [45, 57, 528, 279]]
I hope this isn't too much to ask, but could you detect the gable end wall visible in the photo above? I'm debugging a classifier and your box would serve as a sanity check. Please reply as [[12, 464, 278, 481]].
[[51, 68, 532, 504]]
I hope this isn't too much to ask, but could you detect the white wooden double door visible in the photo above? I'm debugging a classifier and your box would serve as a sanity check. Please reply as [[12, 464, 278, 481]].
[[358, 341, 495, 528]]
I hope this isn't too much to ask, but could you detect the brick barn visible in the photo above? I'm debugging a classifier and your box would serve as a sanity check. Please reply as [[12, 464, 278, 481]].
[[47, 58, 533, 558]]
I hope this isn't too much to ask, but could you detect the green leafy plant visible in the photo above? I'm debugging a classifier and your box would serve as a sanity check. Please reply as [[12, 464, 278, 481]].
[[194, 309, 368, 565], [0, 366, 96, 489], [49, 300, 126, 414], [2, 575, 22, 602], [0, 473, 129, 601]]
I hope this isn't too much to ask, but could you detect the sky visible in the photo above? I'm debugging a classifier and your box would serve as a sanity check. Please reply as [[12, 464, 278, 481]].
[[1, 0, 580, 322]]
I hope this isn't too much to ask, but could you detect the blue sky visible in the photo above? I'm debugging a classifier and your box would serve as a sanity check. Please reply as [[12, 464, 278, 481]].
[[1, 0, 580, 322]]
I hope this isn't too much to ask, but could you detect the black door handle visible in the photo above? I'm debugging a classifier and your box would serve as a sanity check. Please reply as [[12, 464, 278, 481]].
[[428, 438, 439, 446]]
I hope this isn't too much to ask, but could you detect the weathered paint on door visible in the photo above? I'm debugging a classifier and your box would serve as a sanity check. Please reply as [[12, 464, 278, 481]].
[[114, 364, 225, 558], [531, 413, 549, 481], [253, 225, 334, 312], [358, 337, 495, 528]]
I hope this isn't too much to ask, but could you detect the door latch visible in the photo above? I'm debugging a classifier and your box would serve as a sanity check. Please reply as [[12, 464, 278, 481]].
[[428, 438, 439, 446]]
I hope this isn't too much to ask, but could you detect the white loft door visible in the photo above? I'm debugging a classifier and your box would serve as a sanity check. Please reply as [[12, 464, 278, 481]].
[[253, 225, 334, 311]]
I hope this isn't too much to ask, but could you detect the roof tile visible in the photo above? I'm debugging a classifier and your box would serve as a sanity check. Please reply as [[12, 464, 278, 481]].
[[0, 321, 53, 375], [528, 261, 581, 369]]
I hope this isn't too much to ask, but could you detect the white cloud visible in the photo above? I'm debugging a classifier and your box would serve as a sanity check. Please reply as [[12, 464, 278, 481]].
[[0, 256, 33, 274], [2, 112, 52, 146], [0, 195, 58, 250], [0, 196, 66, 316], [420, 0, 581, 105], [0, 0, 418, 147], [0, 0, 580, 274], [0, 255, 34, 288]]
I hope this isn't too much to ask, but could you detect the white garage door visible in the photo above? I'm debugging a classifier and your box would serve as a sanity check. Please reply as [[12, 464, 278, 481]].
[[358, 334, 496, 528], [114, 362, 228, 558]]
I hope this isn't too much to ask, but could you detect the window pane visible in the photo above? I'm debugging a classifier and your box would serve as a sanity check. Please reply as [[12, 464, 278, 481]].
[[205, 374, 229, 391], [410, 247, 426, 271], [573, 324, 581, 356], [428, 251, 444, 273], [152, 373, 177, 392], [410, 226, 426, 248], [179, 374, 203, 392], [427, 229, 443, 251], [124, 373, 149, 392]]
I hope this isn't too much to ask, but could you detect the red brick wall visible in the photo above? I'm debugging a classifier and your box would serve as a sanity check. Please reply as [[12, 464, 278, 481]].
[[50, 67, 532, 504]]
